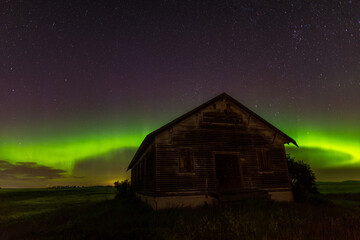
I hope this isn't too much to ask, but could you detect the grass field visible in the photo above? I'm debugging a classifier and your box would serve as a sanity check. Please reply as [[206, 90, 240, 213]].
[[1, 184, 360, 240], [317, 181, 360, 194]]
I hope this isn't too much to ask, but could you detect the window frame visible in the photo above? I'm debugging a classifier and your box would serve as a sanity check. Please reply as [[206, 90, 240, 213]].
[[178, 148, 193, 173], [257, 148, 271, 172]]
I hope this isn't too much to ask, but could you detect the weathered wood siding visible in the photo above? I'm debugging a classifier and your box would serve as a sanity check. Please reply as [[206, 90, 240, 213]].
[[131, 145, 156, 196], [154, 98, 291, 196]]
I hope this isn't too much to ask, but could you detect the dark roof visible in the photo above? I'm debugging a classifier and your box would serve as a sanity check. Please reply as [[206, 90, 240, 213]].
[[127, 92, 297, 170]]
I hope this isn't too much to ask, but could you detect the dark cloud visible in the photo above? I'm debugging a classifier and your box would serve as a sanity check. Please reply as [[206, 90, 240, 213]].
[[0, 160, 67, 181], [73, 148, 136, 180], [0, 148, 135, 187]]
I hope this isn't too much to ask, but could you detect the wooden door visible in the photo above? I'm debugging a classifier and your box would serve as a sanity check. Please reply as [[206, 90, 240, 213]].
[[215, 154, 242, 193]]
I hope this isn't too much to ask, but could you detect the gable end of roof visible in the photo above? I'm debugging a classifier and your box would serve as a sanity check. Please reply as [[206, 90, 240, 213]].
[[127, 92, 297, 170]]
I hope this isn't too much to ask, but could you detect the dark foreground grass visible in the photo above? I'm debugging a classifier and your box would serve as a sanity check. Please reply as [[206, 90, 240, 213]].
[[1, 187, 360, 240]]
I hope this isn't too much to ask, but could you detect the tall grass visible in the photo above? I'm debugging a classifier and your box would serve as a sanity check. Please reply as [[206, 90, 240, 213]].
[[1, 188, 360, 239]]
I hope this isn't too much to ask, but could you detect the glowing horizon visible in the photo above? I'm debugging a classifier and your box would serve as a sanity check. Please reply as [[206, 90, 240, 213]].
[[1, 120, 359, 171], [0, 135, 143, 172]]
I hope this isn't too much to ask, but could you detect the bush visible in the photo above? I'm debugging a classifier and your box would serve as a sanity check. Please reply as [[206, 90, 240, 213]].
[[114, 180, 132, 197], [286, 154, 319, 201]]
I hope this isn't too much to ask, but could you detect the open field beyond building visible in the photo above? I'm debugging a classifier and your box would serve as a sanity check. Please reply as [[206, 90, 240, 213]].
[[1, 183, 360, 240]]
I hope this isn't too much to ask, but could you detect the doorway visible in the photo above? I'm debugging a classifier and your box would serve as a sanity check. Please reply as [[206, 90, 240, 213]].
[[215, 154, 243, 193]]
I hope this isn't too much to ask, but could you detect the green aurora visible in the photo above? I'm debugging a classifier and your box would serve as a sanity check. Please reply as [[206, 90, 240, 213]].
[[1, 0, 359, 188], [0, 135, 142, 172], [1, 118, 359, 186]]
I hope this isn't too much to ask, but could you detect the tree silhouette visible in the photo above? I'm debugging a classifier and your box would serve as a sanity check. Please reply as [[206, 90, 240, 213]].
[[114, 180, 131, 197], [287, 154, 319, 201]]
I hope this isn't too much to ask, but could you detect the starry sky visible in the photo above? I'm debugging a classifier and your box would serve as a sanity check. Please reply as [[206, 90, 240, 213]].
[[1, 0, 359, 187]]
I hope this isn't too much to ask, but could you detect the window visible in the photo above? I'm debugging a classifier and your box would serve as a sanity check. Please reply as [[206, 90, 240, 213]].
[[133, 166, 137, 183], [213, 104, 216, 109], [257, 149, 270, 171], [179, 148, 193, 172], [139, 162, 143, 181], [145, 148, 155, 181], [143, 156, 148, 179]]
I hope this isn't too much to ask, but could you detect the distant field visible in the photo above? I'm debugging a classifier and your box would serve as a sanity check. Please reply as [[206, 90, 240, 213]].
[[317, 181, 360, 194], [0, 187, 116, 225], [1, 185, 360, 240]]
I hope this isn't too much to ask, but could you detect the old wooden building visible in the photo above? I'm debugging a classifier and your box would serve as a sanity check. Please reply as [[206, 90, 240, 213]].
[[127, 93, 297, 209]]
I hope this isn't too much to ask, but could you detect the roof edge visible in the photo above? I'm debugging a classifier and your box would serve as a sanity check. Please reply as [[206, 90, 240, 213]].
[[127, 92, 298, 170]]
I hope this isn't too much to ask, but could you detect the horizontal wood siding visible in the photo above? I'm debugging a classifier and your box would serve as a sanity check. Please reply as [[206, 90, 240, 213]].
[[154, 99, 291, 196], [156, 145, 216, 196], [131, 146, 156, 196]]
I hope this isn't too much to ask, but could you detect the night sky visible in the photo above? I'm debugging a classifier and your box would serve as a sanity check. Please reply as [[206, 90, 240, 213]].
[[1, 0, 359, 187]]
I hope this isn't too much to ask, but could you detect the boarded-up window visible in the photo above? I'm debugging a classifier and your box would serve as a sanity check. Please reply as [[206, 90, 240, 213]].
[[257, 149, 270, 170], [146, 148, 155, 180], [143, 158, 147, 178], [179, 148, 192, 172], [133, 166, 137, 183], [140, 162, 143, 180], [202, 112, 241, 124], [136, 165, 140, 181], [225, 103, 231, 113]]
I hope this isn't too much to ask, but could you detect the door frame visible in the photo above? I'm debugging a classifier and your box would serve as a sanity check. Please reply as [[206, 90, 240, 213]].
[[212, 151, 244, 193]]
